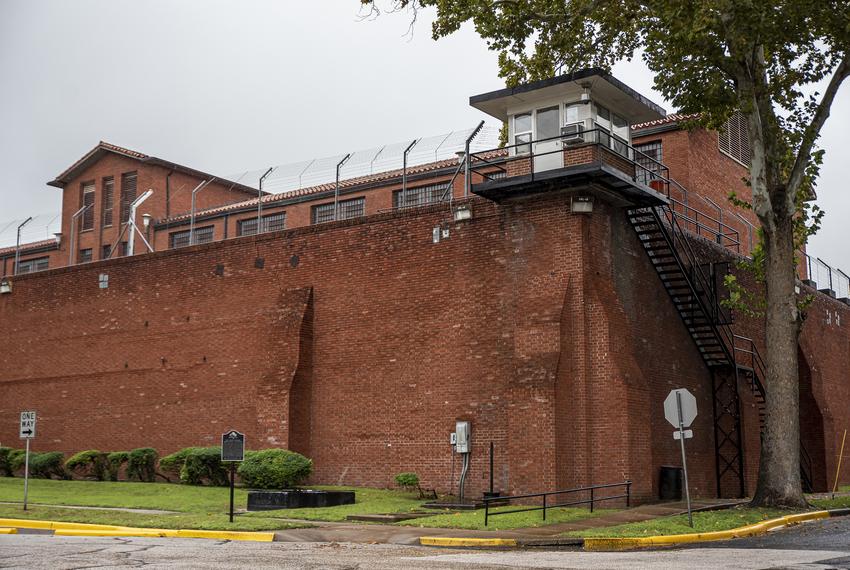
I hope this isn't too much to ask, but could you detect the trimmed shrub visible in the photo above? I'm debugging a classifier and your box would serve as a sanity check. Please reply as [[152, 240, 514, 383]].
[[106, 451, 130, 481], [65, 450, 109, 481], [160, 446, 228, 486], [9, 449, 28, 473], [0, 447, 14, 477], [183, 447, 229, 486], [126, 448, 158, 482], [394, 472, 420, 492], [29, 451, 68, 479], [159, 447, 201, 476], [237, 449, 312, 490]]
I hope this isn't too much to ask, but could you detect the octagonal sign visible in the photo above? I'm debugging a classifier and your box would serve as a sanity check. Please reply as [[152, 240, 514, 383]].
[[664, 388, 697, 428]]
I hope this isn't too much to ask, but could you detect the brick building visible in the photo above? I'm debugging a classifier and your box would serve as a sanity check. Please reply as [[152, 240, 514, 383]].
[[1, 68, 848, 502]]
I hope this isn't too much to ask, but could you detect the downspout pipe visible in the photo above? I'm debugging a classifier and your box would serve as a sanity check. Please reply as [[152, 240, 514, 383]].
[[401, 139, 418, 208], [257, 167, 274, 234], [334, 154, 352, 221], [14, 217, 33, 275]]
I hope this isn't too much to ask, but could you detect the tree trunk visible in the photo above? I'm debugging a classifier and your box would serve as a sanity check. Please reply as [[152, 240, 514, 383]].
[[751, 215, 808, 507]]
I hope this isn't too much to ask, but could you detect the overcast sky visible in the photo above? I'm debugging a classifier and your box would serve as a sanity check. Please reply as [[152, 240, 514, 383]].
[[1, 1, 848, 282]]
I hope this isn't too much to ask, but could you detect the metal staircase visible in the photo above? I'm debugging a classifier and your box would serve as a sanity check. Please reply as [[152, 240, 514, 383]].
[[627, 205, 813, 497]]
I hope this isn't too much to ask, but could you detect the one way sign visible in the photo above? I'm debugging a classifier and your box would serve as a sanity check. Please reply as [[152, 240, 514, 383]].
[[19, 411, 36, 439]]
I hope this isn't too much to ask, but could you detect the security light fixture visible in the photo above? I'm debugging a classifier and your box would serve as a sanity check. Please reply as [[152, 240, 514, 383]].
[[453, 204, 472, 222], [571, 195, 594, 214], [142, 213, 152, 230], [0, 278, 11, 294]]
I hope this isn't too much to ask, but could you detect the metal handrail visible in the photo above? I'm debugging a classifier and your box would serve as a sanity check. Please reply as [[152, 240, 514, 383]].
[[483, 480, 631, 526]]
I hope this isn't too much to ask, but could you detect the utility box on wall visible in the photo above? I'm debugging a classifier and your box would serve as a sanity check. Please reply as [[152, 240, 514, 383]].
[[455, 421, 471, 454]]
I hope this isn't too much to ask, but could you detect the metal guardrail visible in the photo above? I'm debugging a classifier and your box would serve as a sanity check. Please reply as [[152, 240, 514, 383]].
[[483, 480, 631, 527], [801, 251, 850, 299]]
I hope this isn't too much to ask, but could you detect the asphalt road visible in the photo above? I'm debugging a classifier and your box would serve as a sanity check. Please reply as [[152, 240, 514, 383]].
[[1, 517, 849, 569]]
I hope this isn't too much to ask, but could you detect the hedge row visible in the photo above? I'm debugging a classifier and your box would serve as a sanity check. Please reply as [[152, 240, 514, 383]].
[[0, 446, 312, 489]]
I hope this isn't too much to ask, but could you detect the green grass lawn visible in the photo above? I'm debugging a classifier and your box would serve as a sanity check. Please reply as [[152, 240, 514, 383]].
[[810, 494, 850, 510], [0, 478, 307, 531], [568, 506, 794, 538], [242, 485, 427, 522], [397, 505, 614, 531]]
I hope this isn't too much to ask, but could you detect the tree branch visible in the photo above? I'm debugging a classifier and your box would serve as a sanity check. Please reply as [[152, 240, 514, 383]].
[[786, 53, 850, 206]]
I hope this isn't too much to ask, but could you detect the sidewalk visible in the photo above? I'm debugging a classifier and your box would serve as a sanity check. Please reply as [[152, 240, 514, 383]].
[[272, 499, 741, 545]]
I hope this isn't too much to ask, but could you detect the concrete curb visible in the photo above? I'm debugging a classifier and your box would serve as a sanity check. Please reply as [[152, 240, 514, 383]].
[[419, 537, 518, 547], [583, 510, 833, 551], [418, 509, 850, 550], [0, 518, 274, 542]]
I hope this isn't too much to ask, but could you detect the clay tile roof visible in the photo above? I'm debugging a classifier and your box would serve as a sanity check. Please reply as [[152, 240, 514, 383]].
[[160, 149, 508, 224], [631, 113, 700, 131], [0, 238, 59, 257], [47, 141, 257, 197]]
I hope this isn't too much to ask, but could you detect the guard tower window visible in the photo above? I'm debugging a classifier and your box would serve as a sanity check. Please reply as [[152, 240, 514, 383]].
[[514, 113, 532, 155], [81, 182, 95, 231], [719, 112, 751, 166]]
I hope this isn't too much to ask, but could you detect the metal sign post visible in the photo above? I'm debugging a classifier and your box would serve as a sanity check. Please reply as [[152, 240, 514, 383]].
[[19, 411, 37, 511], [221, 430, 245, 523], [664, 389, 697, 527]]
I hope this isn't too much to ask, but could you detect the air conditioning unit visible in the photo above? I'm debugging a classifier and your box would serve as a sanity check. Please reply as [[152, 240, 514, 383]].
[[561, 123, 585, 145]]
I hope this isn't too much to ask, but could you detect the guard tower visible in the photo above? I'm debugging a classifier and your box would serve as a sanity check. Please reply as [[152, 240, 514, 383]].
[[469, 69, 796, 500], [468, 68, 668, 205]]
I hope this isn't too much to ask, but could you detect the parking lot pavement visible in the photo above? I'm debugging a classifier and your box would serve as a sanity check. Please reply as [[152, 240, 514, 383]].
[[1, 533, 849, 570]]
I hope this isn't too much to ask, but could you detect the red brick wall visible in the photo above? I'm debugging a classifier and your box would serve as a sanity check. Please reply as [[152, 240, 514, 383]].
[[2, 190, 848, 500]]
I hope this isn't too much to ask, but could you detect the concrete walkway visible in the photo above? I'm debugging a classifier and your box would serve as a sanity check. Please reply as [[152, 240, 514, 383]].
[[272, 499, 741, 545]]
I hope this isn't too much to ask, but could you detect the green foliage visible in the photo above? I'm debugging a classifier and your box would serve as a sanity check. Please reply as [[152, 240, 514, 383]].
[[159, 447, 201, 475], [160, 447, 228, 486], [106, 451, 129, 482], [65, 450, 109, 481], [29, 451, 68, 480], [237, 449, 312, 490], [182, 447, 228, 486], [126, 448, 158, 482], [8, 449, 27, 472], [0, 448, 15, 477], [394, 472, 420, 491]]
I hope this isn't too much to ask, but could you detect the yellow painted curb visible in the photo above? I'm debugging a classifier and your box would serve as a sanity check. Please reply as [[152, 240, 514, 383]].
[[583, 510, 831, 551], [0, 528, 18, 534], [0, 519, 126, 532], [0, 518, 274, 542], [420, 537, 518, 547]]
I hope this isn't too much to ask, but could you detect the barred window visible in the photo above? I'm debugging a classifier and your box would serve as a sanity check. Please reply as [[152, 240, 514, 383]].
[[311, 197, 365, 224], [393, 183, 450, 208], [119, 172, 137, 224], [81, 182, 95, 230], [169, 226, 214, 249], [718, 112, 751, 166], [78, 249, 92, 264], [634, 141, 663, 185], [102, 177, 114, 227], [237, 212, 286, 236], [16, 257, 49, 274]]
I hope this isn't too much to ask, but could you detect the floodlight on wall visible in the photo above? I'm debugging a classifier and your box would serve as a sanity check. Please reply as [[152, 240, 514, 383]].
[[0, 278, 11, 294], [453, 204, 472, 222], [142, 214, 152, 231], [571, 195, 594, 214]]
